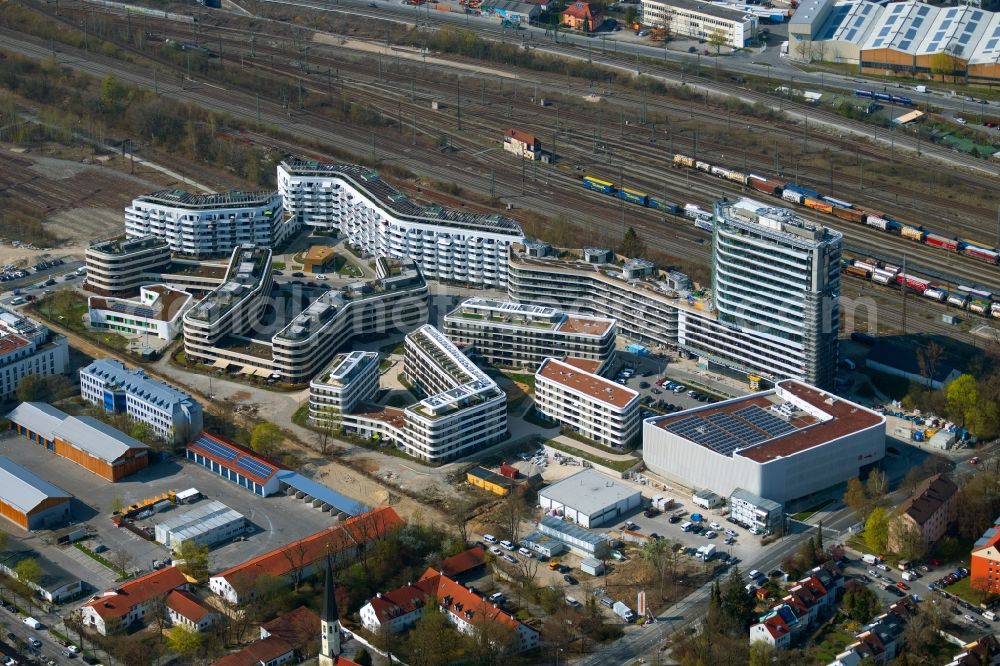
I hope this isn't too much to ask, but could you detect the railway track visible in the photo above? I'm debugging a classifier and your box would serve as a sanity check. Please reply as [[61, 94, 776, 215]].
[[5, 12, 998, 341]]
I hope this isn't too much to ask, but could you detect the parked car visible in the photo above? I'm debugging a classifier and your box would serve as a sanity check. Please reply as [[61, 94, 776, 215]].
[[489, 546, 503, 556], [709, 522, 722, 530], [896, 582, 910, 591], [502, 554, 517, 564], [292, 271, 305, 277], [563, 574, 578, 585], [868, 569, 880, 578], [673, 385, 686, 394]]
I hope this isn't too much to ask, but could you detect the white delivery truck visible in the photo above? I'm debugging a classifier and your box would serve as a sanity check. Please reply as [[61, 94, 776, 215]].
[[23, 617, 42, 629], [902, 571, 918, 582], [612, 601, 636, 623], [862, 554, 880, 565]]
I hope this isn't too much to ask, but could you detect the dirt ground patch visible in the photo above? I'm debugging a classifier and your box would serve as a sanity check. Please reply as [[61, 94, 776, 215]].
[[0, 145, 166, 264]]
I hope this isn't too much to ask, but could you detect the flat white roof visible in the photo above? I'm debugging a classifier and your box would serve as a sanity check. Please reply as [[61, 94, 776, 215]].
[[539, 469, 640, 517]]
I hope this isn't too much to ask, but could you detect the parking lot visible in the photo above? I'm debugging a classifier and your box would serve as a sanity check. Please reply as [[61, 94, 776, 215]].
[[611, 354, 731, 420], [0, 431, 345, 591]]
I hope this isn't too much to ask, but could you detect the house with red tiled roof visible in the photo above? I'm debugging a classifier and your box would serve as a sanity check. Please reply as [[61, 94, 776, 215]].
[[260, 606, 320, 649], [214, 636, 297, 666], [166, 589, 217, 632], [561, 2, 604, 32], [749, 611, 795, 650], [80, 566, 189, 635], [359, 568, 539, 653], [749, 566, 843, 651], [209, 507, 403, 604], [888, 473, 958, 552], [440, 546, 486, 579]]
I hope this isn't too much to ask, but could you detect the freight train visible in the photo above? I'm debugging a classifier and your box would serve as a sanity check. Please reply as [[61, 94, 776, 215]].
[[840, 256, 1000, 320], [581, 176, 683, 214], [852, 89, 914, 106], [664, 155, 1000, 266]]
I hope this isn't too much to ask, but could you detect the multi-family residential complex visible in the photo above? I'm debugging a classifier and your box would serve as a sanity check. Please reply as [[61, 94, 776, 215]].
[[640, 0, 758, 47], [125, 189, 294, 258], [277, 160, 523, 287], [183, 248, 427, 384], [88, 285, 194, 340], [81, 566, 190, 635], [270, 258, 427, 384], [0, 309, 68, 400], [359, 567, 539, 653], [182, 245, 274, 374], [535, 358, 641, 448], [84, 236, 171, 297], [508, 198, 841, 388], [887, 473, 958, 551], [335, 326, 507, 462], [308, 352, 380, 427], [712, 198, 842, 390], [749, 565, 845, 650], [643, 380, 885, 504], [79, 358, 204, 444], [443, 298, 616, 371], [971, 518, 1000, 594]]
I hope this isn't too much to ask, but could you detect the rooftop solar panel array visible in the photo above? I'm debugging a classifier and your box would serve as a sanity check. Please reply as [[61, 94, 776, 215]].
[[192, 434, 238, 461], [235, 456, 275, 479], [733, 406, 797, 437], [665, 403, 801, 457]]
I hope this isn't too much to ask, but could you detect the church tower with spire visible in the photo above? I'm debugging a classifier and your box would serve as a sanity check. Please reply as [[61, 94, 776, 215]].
[[319, 556, 341, 666]]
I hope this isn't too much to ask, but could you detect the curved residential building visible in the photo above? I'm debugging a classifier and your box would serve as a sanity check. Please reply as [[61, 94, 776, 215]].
[[271, 258, 428, 383], [125, 189, 293, 258], [183, 251, 427, 384], [182, 245, 274, 370], [85, 236, 171, 297], [278, 160, 523, 287]]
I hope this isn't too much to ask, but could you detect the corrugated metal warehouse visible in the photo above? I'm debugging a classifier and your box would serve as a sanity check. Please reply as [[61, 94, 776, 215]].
[[7, 403, 150, 482], [154, 500, 246, 550], [0, 456, 72, 530], [538, 468, 641, 528]]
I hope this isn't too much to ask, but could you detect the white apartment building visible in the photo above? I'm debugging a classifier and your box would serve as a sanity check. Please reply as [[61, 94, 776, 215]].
[[508, 221, 840, 389], [84, 236, 171, 297], [442, 298, 616, 371], [0, 309, 68, 400], [277, 160, 523, 287], [270, 258, 427, 384], [182, 245, 274, 373], [88, 285, 193, 341], [729, 488, 784, 535], [125, 189, 294, 258], [339, 326, 507, 462], [534, 357, 640, 448], [79, 358, 203, 445], [308, 351, 380, 426], [640, 0, 757, 47], [713, 198, 842, 389]]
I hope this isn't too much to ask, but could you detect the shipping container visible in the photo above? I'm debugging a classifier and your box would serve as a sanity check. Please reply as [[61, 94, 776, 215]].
[[844, 265, 872, 278], [957, 286, 993, 300], [748, 179, 780, 196], [710, 166, 732, 178], [695, 161, 712, 172], [618, 187, 649, 206], [872, 272, 893, 285], [804, 197, 834, 214], [900, 225, 925, 242], [726, 171, 748, 185], [865, 216, 891, 231], [673, 154, 695, 168], [781, 189, 804, 204], [925, 234, 959, 251], [963, 245, 999, 264], [582, 176, 614, 194], [833, 207, 864, 223], [822, 196, 853, 209], [684, 204, 708, 220], [694, 219, 713, 232]]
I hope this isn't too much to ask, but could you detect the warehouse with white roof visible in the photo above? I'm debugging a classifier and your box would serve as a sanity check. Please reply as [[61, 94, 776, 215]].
[[154, 500, 246, 550], [0, 456, 72, 530], [789, 0, 1000, 81], [538, 468, 642, 529]]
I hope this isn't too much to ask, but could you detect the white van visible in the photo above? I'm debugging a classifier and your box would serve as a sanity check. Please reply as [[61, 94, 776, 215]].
[[984, 610, 997, 621], [483, 534, 498, 544], [748, 570, 762, 582], [23, 617, 42, 630], [681, 521, 693, 532], [500, 540, 515, 551]]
